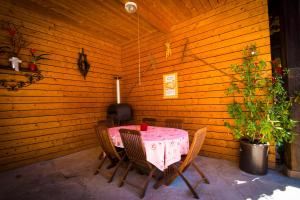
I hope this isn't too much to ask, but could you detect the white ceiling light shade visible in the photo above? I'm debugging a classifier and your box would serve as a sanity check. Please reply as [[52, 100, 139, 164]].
[[125, 1, 137, 13]]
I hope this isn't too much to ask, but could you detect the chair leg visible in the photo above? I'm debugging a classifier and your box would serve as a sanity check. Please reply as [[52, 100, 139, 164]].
[[94, 154, 106, 175], [165, 165, 177, 185], [140, 168, 156, 198], [174, 166, 199, 199], [119, 162, 132, 187], [98, 152, 104, 160], [153, 173, 164, 189], [192, 162, 209, 184], [108, 155, 126, 183]]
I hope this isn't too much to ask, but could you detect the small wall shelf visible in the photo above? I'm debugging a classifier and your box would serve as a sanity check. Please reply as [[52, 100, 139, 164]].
[[0, 65, 40, 73], [0, 65, 44, 91]]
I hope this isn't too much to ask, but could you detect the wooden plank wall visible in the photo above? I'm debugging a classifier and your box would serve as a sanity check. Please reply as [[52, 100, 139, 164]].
[[0, 2, 121, 171], [121, 0, 275, 167]]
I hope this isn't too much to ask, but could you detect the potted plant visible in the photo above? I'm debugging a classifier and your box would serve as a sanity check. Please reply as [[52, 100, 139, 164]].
[[28, 48, 49, 71], [224, 44, 296, 175]]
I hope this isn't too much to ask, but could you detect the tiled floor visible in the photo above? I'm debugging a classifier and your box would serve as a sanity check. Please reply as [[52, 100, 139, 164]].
[[0, 147, 299, 200]]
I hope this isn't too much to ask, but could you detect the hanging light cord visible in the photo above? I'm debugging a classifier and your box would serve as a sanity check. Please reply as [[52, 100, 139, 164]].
[[138, 13, 141, 85]]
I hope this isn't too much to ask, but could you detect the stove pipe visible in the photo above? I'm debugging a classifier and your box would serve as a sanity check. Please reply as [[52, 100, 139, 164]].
[[108, 76, 133, 125], [115, 76, 121, 104]]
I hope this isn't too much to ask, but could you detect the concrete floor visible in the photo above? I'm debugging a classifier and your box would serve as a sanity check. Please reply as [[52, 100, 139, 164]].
[[0, 148, 299, 200]]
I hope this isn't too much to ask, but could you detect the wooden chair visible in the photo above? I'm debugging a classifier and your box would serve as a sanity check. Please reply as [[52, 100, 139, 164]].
[[157, 128, 209, 199], [118, 129, 158, 199], [165, 118, 183, 129], [142, 117, 157, 126], [94, 123, 125, 183], [121, 119, 138, 126]]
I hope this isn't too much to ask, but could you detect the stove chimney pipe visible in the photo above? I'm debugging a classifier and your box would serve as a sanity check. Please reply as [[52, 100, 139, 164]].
[[114, 76, 121, 104]]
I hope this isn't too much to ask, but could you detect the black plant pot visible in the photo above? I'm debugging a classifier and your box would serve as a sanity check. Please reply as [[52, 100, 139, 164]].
[[239, 140, 269, 175]]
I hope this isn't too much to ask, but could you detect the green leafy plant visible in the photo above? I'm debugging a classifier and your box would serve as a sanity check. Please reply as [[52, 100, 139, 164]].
[[29, 48, 49, 64], [224, 45, 296, 144]]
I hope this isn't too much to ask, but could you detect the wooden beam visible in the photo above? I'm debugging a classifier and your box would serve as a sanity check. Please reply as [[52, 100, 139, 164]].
[[120, 0, 172, 33]]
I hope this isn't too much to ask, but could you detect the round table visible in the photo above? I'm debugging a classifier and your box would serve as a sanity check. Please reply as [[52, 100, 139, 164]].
[[108, 125, 189, 171]]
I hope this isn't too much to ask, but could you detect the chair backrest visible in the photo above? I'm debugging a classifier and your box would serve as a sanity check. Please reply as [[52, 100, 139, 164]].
[[95, 123, 121, 161], [165, 119, 183, 129], [179, 127, 207, 172], [121, 119, 137, 126], [119, 129, 150, 168], [142, 118, 157, 126]]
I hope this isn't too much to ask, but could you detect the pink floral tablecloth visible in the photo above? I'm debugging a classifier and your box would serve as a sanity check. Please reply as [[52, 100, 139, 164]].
[[108, 125, 189, 171]]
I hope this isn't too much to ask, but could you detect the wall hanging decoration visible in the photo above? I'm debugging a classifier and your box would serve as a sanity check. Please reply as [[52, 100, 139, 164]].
[[148, 53, 157, 71], [77, 48, 90, 79], [181, 38, 238, 82], [163, 72, 178, 99], [165, 42, 172, 59]]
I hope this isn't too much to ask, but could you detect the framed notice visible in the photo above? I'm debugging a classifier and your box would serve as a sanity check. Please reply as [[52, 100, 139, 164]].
[[163, 72, 178, 98]]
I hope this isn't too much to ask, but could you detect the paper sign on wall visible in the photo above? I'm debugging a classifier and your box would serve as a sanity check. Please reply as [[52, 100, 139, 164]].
[[163, 72, 178, 99]]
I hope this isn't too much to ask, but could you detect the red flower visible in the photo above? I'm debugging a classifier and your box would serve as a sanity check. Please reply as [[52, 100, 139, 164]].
[[254, 62, 258, 67], [272, 77, 277, 84], [30, 48, 37, 53], [7, 29, 17, 36], [275, 66, 283, 75], [6, 25, 17, 36], [272, 60, 277, 65]]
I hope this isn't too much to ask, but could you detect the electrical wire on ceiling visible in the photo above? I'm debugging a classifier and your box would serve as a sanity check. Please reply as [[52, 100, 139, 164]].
[[125, 1, 141, 85], [137, 13, 141, 85]]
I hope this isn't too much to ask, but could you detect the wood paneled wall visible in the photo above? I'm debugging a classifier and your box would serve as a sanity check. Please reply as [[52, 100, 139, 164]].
[[0, 2, 121, 171], [0, 0, 275, 171], [121, 0, 275, 167]]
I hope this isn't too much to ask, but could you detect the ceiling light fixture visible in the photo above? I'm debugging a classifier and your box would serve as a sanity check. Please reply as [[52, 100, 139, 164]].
[[125, 1, 137, 14]]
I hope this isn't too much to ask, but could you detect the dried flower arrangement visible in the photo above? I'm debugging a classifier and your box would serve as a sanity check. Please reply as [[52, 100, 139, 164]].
[[0, 21, 29, 57]]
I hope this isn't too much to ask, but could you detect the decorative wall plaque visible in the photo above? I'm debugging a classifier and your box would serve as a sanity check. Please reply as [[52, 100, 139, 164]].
[[163, 72, 178, 99]]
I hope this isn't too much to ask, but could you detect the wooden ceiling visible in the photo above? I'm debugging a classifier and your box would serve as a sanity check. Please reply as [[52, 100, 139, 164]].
[[9, 0, 227, 45]]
